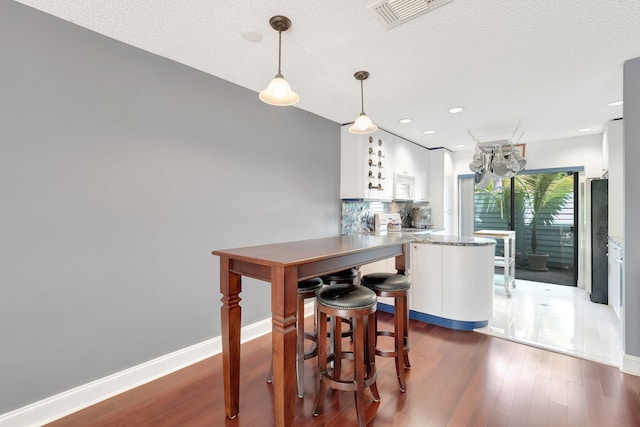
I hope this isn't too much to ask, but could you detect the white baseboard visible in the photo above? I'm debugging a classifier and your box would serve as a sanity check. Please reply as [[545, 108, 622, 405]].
[[0, 318, 273, 427], [622, 353, 640, 377]]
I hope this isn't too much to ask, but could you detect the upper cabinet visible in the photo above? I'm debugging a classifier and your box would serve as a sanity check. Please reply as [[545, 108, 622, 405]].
[[394, 141, 430, 201], [340, 127, 394, 200], [410, 143, 430, 201], [429, 149, 454, 232], [341, 126, 431, 201]]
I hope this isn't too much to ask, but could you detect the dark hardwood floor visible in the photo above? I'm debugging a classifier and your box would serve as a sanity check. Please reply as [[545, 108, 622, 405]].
[[46, 313, 640, 426]]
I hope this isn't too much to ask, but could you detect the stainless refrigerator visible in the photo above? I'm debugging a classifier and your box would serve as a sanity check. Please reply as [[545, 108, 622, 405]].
[[590, 178, 608, 304]]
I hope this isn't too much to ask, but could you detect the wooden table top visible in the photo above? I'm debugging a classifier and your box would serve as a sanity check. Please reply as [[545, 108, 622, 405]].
[[212, 234, 413, 267]]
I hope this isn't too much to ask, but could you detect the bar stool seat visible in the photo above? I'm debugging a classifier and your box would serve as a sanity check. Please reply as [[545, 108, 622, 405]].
[[361, 272, 411, 392], [320, 267, 359, 285], [320, 268, 359, 339], [313, 284, 379, 427], [267, 277, 323, 398]]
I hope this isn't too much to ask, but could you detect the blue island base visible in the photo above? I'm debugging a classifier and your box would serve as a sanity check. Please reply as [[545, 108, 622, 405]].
[[377, 302, 488, 331]]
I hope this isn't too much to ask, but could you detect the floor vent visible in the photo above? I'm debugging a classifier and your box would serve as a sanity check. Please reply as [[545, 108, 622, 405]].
[[367, 0, 453, 30]]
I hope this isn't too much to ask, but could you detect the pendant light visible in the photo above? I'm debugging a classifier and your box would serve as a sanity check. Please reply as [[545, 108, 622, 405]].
[[259, 15, 299, 106], [349, 71, 378, 134]]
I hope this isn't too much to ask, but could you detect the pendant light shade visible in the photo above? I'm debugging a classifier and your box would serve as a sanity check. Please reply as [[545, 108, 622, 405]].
[[349, 71, 377, 134], [259, 16, 299, 106]]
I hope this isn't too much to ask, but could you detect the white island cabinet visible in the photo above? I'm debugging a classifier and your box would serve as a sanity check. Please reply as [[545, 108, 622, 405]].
[[411, 235, 496, 330], [360, 233, 496, 330]]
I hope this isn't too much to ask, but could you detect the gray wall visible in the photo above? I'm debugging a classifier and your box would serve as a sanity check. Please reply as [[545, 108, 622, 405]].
[[624, 57, 640, 358], [0, 2, 340, 413]]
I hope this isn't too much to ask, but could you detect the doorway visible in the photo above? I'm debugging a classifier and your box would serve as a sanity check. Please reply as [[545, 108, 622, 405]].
[[469, 170, 578, 286]]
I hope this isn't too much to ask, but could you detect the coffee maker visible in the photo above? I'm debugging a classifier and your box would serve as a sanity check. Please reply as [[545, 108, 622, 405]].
[[411, 206, 432, 229]]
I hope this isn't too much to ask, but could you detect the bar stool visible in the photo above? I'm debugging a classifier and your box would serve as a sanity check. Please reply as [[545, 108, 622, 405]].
[[320, 267, 360, 285], [266, 277, 323, 398], [313, 283, 379, 427], [360, 272, 411, 392], [320, 268, 359, 339]]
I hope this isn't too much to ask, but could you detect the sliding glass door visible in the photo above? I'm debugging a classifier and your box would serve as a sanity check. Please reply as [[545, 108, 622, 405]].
[[465, 170, 578, 286]]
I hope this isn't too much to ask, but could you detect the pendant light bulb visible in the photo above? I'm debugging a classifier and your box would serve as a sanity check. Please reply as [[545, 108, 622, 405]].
[[259, 16, 299, 107], [350, 113, 378, 134], [259, 74, 299, 106], [349, 71, 377, 134]]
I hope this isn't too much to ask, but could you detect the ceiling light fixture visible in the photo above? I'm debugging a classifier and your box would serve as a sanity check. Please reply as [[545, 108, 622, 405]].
[[259, 16, 299, 106], [399, 118, 412, 123], [608, 100, 623, 107], [449, 107, 464, 114], [349, 71, 378, 134], [241, 29, 262, 42], [423, 130, 435, 135], [578, 128, 591, 132]]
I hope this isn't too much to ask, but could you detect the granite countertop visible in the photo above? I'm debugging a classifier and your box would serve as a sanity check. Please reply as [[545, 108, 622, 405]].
[[413, 234, 497, 246], [366, 227, 445, 237]]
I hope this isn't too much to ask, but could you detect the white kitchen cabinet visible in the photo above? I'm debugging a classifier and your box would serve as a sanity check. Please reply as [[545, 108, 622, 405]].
[[608, 238, 623, 320], [394, 140, 412, 176], [410, 143, 430, 201], [441, 244, 494, 321], [393, 139, 430, 201], [410, 237, 495, 328], [411, 243, 443, 316], [341, 125, 432, 202], [340, 126, 394, 200], [429, 149, 454, 232]]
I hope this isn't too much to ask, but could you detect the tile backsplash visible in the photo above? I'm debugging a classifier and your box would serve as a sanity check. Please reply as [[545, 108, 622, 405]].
[[341, 200, 426, 234]]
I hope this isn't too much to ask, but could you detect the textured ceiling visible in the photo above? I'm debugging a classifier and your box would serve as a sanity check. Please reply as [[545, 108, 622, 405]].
[[14, 0, 640, 150]]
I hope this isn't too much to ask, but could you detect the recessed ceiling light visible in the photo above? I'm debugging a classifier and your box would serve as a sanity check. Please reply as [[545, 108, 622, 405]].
[[423, 130, 435, 135], [399, 118, 412, 124], [578, 128, 591, 132], [241, 29, 262, 42], [608, 100, 623, 107], [448, 107, 464, 114], [455, 145, 465, 148]]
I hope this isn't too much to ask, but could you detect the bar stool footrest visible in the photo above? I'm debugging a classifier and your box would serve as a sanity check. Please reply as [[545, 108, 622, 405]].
[[321, 368, 378, 392]]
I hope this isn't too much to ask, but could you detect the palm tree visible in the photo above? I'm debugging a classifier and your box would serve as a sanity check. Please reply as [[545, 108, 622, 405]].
[[475, 178, 526, 224], [517, 172, 573, 256]]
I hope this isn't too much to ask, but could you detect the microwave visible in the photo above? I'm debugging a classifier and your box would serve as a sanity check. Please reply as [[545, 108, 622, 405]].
[[393, 174, 415, 200]]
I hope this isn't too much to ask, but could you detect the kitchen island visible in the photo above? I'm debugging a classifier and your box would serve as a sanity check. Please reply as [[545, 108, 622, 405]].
[[362, 234, 496, 330], [409, 234, 496, 330]]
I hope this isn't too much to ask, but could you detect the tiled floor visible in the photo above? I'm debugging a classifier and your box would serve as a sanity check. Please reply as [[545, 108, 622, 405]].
[[475, 279, 624, 367]]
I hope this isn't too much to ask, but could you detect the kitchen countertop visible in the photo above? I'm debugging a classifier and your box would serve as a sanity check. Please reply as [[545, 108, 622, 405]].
[[368, 227, 445, 237], [413, 234, 497, 246]]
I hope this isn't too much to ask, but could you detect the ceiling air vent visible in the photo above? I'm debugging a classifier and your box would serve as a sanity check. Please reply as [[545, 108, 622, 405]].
[[367, 0, 453, 30]]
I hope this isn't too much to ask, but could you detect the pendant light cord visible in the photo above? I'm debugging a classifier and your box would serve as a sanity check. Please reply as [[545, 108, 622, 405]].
[[360, 79, 365, 114], [277, 31, 282, 76]]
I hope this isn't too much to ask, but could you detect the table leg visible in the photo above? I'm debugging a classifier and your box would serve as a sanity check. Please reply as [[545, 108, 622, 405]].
[[220, 256, 242, 418], [271, 265, 298, 427], [395, 242, 410, 275]]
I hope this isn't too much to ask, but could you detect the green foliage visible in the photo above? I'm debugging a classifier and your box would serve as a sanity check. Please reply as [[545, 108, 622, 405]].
[[516, 173, 573, 253], [475, 178, 525, 229]]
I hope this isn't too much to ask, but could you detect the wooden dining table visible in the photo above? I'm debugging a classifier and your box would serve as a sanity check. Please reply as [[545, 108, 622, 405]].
[[212, 234, 413, 426]]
